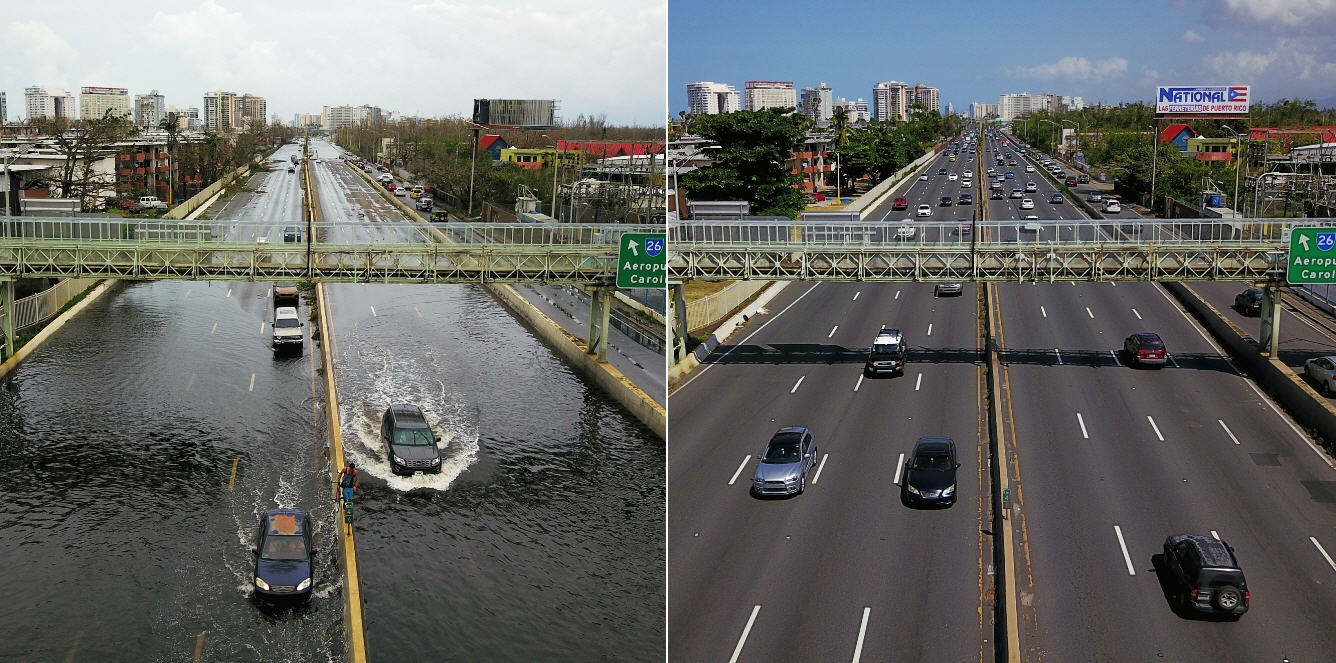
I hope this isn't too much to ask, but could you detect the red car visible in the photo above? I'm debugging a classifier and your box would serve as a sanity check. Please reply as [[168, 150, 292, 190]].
[[1064, 177, 1077, 187], [892, 196, 908, 210], [386, 182, 397, 191]]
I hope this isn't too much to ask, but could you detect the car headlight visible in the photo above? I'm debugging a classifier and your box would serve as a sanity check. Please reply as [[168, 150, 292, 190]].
[[906, 484, 921, 496], [296, 577, 311, 591], [254, 576, 270, 591], [393, 455, 405, 465], [430, 457, 441, 465], [942, 484, 956, 497]]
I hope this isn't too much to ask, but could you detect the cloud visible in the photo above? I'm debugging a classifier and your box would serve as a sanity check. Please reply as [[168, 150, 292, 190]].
[[1182, 29, 1206, 42], [1221, 0, 1336, 27], [1207, 50, 1276, 78], [1008, 56, 1129, 80], [0, 20, 78, 89]]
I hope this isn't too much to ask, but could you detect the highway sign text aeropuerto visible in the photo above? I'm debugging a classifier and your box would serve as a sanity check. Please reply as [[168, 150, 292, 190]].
[[616, 233, 666, 288], [1287, 227, 1336, 284]]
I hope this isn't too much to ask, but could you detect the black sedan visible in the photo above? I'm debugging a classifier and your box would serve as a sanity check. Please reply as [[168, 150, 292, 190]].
[[1235, 288, 1263, 316], [940, 195, 953, 206], [902, 436, 959, 507]]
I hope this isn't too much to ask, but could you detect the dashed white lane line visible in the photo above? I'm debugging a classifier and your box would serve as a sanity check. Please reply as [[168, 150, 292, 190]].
[[1147, 415, 1165, 441], [1168, 354, 1180, 368], [813, 453, 830, 484], [853, 291, 860, 301], [226, 288, 232, 298], [1055, 348, 1063, 365], [370, 305, 377, 317], [248, 373, 256, 392], [894, 453, 906, 485], [1132, 307, 1142, 320], [186, 374, 195, 391], [1077, 412, 1089, 439], [729, 605, 762, 663], [851, 607, 871, 663], [1110, 350, 1122, 366], [828, 325, 838, 338], [259, 322, 265, 334], [894, 290, 900, 300], [853, 374, 864, 392], [926, 323, 933, 336], [791, 376, 805, 393], [1114, 525, 1137, 575], [915, 373, 923, 391], [1040, 305, 1047, 318], [1210, 530, 1221, 540], [1086, 306, 1094, 319], [210, 322, 218, 335], [1311, 537, 1336, 573], [1219, 419, 1241, 445], [414, 306, 422, 318], [728, 455, 751, 485]]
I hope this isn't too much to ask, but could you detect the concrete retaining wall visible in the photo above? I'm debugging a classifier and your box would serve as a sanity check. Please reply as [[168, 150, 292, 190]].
[[668, 281, 791, 387], [845, 149, 940, 220], [1165, 281, 1336, 454]]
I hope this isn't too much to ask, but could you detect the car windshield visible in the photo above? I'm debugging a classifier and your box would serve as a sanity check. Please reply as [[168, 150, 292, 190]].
[[871, 344, 903, 358], [392, 427, 434, 446], [912, 453, 953, 470], [274, 318, 300, 329], [762, 441, 801, 464], [261, 534, 307, 561]]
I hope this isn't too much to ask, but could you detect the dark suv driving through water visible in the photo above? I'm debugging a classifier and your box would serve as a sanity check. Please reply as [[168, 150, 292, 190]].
[[381, 404, 443, 475]]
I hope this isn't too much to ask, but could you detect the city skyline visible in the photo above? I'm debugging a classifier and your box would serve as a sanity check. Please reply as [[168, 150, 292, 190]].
[[0, 0, 665, 127], [670, 0, 1336, 116]]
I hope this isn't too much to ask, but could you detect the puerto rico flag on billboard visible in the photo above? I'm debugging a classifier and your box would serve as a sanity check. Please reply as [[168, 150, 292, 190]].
[[1156, 85, 1250, 114]]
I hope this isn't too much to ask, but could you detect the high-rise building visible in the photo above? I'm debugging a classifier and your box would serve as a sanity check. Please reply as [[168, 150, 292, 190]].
[[853, 99, 870, 122], [1062, 95, 1086, 110], [0, 92, 6, 124], [321, 105, 378, 132], [909, 84, 940, 115], [236, 94, 267, 128], [166, 105, 201, 129], [25, 86, 76, 120], [134, 90, 165, 128], [80, 87, 132, 121], [743, 81, 796, 112], [203, 90, 238, 130], [685, 81, 741, 115], [872, 81, 908, 122], [799, 82, 833, 122], [998, 93, 1036, 121]]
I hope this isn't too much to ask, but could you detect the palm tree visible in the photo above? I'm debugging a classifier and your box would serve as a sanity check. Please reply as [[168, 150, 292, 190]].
[[158, 114, 181, 204]]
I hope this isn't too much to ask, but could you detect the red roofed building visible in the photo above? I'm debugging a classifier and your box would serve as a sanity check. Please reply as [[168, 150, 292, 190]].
[[477, 134, 509, 160], [557, 140, 664, 159], [1160, 123, 1197, 151]]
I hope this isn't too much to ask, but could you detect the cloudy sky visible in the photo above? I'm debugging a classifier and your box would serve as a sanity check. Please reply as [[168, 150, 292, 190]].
[[669, 0, 1336, 113], [2, 0, 666, 126]]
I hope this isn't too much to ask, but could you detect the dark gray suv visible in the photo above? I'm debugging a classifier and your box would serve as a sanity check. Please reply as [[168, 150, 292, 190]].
[[1161, 534, 1249, 617], [381, 405, 443, 475]]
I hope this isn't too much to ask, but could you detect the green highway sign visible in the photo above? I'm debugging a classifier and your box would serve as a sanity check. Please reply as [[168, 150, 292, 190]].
[[1287, 227, 1336, 284], [617, 233, 666, 288]]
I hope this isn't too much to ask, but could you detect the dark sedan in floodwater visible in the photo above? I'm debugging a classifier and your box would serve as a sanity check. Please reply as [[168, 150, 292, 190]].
[[252, 509, 314, 602]]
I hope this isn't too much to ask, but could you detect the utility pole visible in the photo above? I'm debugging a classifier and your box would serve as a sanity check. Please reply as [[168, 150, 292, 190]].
[[1150, 123, 1159, 213]]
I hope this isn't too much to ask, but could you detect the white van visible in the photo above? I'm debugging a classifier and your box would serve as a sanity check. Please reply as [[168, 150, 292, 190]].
[[1104, 199, 1122, 214]]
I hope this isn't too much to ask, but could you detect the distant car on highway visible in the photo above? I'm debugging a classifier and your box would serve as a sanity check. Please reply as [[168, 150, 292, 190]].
[[252, 508, 314, 603], [1005, 171, 1015, 179], [1025, 182, 1038, 193], [1304, 356, 1336, 395], [1161, 534, 1249, 617], [272, 306, 304, 353], [919, 174, 929, 181], [394, 187, 408, 197], [415, 197, 433, 212], [938, 168, 948, 175], [1022, 218, 1042, 232], [1123, 332, 1167, 368], [959, 193, 973, 205], [1087, 191, 1103, 203], [917, 204, 932, 217], [1025, 165, 1035, 173], [1020, 198, 1035, 210], [902, 436, 959, 507], [1065, 176, 1078, 187], [948, 172, 958, 181], [940, 195, 953, 206], [1105, 199, 1122, 213], [1234, 288, 1263, 316], [751, 427, 818, 497], [1010, 188, 1023, 199], [1050, 193, 1064, 204], [382, 404, 443, 475], [892, 196, 908, 210], [935, 281, 964, 297]]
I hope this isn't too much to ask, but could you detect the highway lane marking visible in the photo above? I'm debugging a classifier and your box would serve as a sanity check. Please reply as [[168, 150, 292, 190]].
[[370, 305, 377, 317], [915, 373, 923, 391], [790, 376, 805, 393], [186, 374, 195, 391], [853, 291, 860, 301], [1132, 307, 1142, 320], [728, 455, 751, 485], [62, 630, 83, 663], [226, 288, 232, 298], [729, 605, 761, 663], [414, 306, 422, 318], [828, 325, 838, 338], [1040, 305, 1047, 318], [893, 453, 906, 485], [260, 322, 265, 333], [1055, 348, 1063, 365], [1114, 525, 1137, 575], [1110, 350, 1122, 366], [853, 374, 864, 392], [927, 323, 933, 336], [674, 283, 822, 393], [193, 632, 205, 662], [851, 607, 870, 663], [248, 373, 256, 392], [210, 321, 217, 334], [1210, 530, 1220, 540], [1168, 354, 1180, 368], [1086, 306, 1094, 319], [1219, 419, 1241, 445], [184, 288, 192, 298], [1110, 281, 1117, 287], [229, 458, 239, 491], [1077, 412, 1088, 439], [894, 290, 900, 300], [1311, 537, 1336, 573], [1147, 415, 1164, 441], [266, 288, 271, 298], [1152, 284, 1241, 374], [813, 453, 829, 484]]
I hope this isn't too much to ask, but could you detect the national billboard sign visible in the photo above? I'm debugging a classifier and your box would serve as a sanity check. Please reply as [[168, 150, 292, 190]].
[[1156, 85, 1249, 114]]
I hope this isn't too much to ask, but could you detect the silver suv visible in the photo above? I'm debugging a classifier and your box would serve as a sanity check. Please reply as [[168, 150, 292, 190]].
[[751, 427, 818, 497]]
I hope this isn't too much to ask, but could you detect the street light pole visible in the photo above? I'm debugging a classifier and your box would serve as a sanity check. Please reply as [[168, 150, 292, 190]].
[[1149, 125, 1158, 213], [1220, 124, 1244, 219]]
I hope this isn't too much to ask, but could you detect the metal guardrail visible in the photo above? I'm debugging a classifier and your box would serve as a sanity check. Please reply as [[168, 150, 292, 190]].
[[686, 280, 769, 332], [8, 278, 100, 330]]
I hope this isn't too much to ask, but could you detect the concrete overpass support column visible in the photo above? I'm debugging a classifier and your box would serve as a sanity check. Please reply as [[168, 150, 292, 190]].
[[669, 282, 688, 363], [587, 286, 610, 362], [1259, 285, 1281, 357], [1, 279, 13, 360]]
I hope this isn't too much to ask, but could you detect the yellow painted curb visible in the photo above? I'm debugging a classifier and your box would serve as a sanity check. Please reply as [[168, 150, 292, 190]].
[[0, 279, 115, 381]]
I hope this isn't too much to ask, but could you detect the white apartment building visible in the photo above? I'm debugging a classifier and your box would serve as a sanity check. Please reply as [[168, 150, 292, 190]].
[[853, 99, 869, 122], [998, 93, 1035, 121], [743, 81, 796, 111], [134, 90, 165, 128], [685, 81, 741, 115], [799, 82, 833, 122], [25, 86, 76, 120], [872, 81, 909, 122], [165, 105, 201, 129], [321, 105, 374, 132], [909, 84, 940, 114], [80, 87, 131, 121], [0, 92, 5, 123]]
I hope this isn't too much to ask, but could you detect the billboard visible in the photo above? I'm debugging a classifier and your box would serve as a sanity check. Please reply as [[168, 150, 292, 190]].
[[472, 99, 556, 129], [1156, 85, 1249, 114]]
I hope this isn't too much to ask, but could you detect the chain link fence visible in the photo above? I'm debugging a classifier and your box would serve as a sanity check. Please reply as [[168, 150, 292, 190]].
[[686, 280, 770, 333]]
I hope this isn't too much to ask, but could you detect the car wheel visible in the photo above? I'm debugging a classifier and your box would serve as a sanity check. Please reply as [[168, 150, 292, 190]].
[[1326, 379, 1334, 397], [1214, 585, 1242, 611], [798, 475, 806, 495]]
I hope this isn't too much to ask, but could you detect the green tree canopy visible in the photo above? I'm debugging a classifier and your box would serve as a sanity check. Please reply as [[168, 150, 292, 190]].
[[681, 108, 807, 217]]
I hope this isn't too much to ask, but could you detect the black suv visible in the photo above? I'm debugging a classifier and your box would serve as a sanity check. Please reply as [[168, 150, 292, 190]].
[[381, 404, 443, 475], [1234, 288, 1263, 316], [1161, 534, 1249, 617]]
